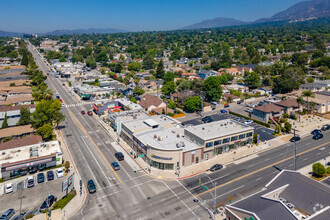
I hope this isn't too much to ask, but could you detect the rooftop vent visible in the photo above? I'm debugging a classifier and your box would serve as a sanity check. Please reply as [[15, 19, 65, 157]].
[[157, 136, 163, 141], [177, 133, 180, 138]]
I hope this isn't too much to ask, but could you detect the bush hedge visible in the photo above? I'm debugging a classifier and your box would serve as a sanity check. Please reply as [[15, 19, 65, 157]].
[[52, 190, 76, 210], [229, 111, 270, 128]]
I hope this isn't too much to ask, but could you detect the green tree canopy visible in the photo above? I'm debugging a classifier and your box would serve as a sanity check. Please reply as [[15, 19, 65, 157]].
[[133, 86, 145, 96], [36, 124, 53, 141], [184, 96, 202, 113], [156, 59, 165, 78], [128, 62, 142, 72], [31, 99, 65, 128], [1, 113, 8, 129], [203, 76, 223, 102], [163, 71, 174, 84], [312, 162, 325, 177], [17, 107, 31, 126], [244, 72, 260, 89], [161, 81, 176, 96]]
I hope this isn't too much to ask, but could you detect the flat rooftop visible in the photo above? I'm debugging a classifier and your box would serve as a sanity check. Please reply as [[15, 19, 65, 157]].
[[184, 119, 254, 141], [135, 126, 199, 151], [0, 140, 61, 165]]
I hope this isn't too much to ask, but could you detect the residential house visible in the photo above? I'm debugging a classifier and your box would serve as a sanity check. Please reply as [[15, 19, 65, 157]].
[[299, 82, 327, 92], [180, 72, 197, 78], [274, 99, 300, 115], [0, 124, 35, 141], [0, 104, 35, 127], [226, 84, 248, 93], [226, 170, 330, 220], [139, 94, 166, 112], [0, 94, 34, 106], [139, 80, 158, 91], [258, 61, 274, 67], [301, 91, 330, 114], [198, 70, 218, 80], [222, 93, 241, 103], [251, 87, 273, 96], [252, 104, 284, 123], [237, 64, 257, 71]]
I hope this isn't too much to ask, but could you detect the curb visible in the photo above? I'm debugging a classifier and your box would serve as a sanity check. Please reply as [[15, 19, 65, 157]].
[[177, 170, 207, 180]]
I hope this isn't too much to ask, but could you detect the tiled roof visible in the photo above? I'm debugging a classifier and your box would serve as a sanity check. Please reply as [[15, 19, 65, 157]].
[[254, 104, 283, 113], [0, 124, 35, 139], [139, 94, 163, 109], [274, 99, 299, 108], [0, 104, 35, 113], [0, 134, 42, 151]]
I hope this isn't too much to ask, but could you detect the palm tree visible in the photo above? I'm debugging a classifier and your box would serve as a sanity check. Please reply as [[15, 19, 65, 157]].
[[302, 90, 314, 114], [296, 96, 304, 122]]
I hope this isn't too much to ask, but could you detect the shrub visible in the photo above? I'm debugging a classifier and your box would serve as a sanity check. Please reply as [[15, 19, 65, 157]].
[[283, 113, 289, 118], [64, 161, 70, 170], [25, 214, 35, 219], [312, 162, 325, 177], [326, 167, 330, 174], [0, 178, 4, 183], [52, 190, 76, 210]]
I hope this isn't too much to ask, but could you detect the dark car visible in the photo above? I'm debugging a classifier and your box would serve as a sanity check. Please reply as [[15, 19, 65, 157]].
[[220, 110, 228, 114], [0, 209, 15, 220], [87, 111, 93, 116], [115, 152, 124, 161], [311, 129, 321, 135], [210, 164, 223, 172], [47, 171, 54, 181], [202, 116, 213, 123], [290, 136, 301, 142], [39, 195, 57, 212], [258, 101, 265, 106], [20, 169, 28, 176], [321, 124, 330, 131], [38, 164, 46, 171], [81, 111, 86, 115], [37, 173, 45, 183], [313, 133, 323, 140], [29, 167, 38, 174], [111, 162, 120, 171], [87, 179, 96, 194]]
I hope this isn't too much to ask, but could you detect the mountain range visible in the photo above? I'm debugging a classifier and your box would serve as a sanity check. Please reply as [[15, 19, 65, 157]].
[[183, 0, 329, 29]]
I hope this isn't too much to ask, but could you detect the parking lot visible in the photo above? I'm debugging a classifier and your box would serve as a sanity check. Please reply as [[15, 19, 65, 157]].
[[182, 112, 275, 141], [0, 168, 70, 219]]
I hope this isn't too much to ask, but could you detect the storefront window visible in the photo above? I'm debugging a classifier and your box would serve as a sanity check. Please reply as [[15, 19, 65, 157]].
[[223, 138, 230, 144], [214, 140, 222, 146], [206, 142, 213, 148], [150, 160, 174, 170], [247, 132, 253, 137], [205, 154, 209, 160], [231, 136, 238, 141], [239, 134, 246, 139]]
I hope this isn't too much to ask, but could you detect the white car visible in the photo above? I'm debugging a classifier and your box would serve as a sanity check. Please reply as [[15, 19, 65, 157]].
[[56, 168, 64, 178], [244, 120, 253, 125], [5, 183, 13, 194], [61, 103, 66, 107]]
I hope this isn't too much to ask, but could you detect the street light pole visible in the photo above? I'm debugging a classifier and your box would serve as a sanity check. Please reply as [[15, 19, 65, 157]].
[[292, 122, 298, 171], [19, 196, 25, 215], [204, 174, 217, 216]]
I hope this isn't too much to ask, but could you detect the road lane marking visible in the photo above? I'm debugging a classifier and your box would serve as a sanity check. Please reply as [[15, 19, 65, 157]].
[[195, 141, 329, 197], [303, 158, 308, 161], [256, 177, 262, 181], [188, 173, 230, 191], [264, 158, 271, 161], [204, 185, 245, 204], [44, 64, 122, 183]]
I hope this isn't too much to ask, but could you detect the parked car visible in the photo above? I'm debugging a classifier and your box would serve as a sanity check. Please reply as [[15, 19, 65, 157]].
[[311, 129, 321, 135], [61, 103, 66, 107], [220, 110, 228, 114], [0, 209, 15, 220], [258, 101, 265, 106], [210, 164, 223, 172], [81, 111, 86, 115], [56, 168, 64, 178], [246, 103, 255, 108], [235, 117, 243, 121], [202, 116, 213, 123], [5, 183, 13, 194], [47, 171, 54, 181], [38, 164, 46, 171], [244, 120, 253, 125], [115, 152, 124, 161], [87, 111, 93, 116], [290, 136, 301, 142], [321, 124, 330, 131], [245, 108, 253, 113], [37, 173, 45, 183], [20, 169, 28, 176], [26, 176, 34, 188], [313, 133, 323, 140], [39, 195, 57, 212], [29, 166, 38, 174], [87, 179, 96, 194], [111, 162, 120, 171]]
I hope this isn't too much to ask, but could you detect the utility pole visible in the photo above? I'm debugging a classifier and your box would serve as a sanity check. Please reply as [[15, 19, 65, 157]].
[[204, 174, 217, 217], [19, 196, 25, 215], [292, 123, 299, 171]]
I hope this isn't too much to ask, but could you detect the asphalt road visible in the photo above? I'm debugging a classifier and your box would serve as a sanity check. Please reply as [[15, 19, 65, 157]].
[[182, 112, 275, 141], [27, 43, 208, 220], [179, 131, 330, 209]]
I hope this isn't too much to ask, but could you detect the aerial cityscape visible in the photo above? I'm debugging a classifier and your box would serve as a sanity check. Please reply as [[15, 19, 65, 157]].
[[0, 0, 329, 219]]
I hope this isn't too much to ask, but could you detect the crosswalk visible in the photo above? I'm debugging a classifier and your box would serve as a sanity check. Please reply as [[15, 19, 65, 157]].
[[62, 103, 84, 108]]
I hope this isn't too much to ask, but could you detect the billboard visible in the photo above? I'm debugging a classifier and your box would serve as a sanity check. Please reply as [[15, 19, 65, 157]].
[[62, 173, 74, 192]]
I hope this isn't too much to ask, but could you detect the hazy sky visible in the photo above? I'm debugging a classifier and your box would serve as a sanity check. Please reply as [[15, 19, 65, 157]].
[[1, 0, 305, 33]]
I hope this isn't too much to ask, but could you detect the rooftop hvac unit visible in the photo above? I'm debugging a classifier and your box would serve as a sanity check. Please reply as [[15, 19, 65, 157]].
[[154, 134, 158, 139], [177, 133, 180, 138], [30, 151, 39, 158], [30, 146, 38, 152], [176, 142, 182, 148], [180, 141, 185, 147], [157, 136, 163, 141]]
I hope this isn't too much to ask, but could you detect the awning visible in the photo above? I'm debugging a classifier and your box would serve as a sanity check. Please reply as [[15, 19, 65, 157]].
[[93, 105, 99, 111]]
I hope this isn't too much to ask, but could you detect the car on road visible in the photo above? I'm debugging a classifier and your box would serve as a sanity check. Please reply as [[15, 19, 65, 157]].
[[220, 110, 228, 114], [26, 176, 34, 188], [202, 116, 213, 123], [61, 103, 65, 107], [235, 117, 243, 121], [321, 124, 330, 131], [81, 111, 86, 115], [59, 99, 63, 102], [246, 103, 255, 108], [5, 183, 13, 194], [290, 136, 301, 142], [37, 173, 45, 183], [244, 120, 253, 125], [39, 195, 56, 213], [0, 209, 15, 220], [313, 133, 323, 140], [245, 108, 253, 113], [47, 170, 54, 181], [115, 152, 124, 161], [258, 101, 265, 106], [56, 168, 64, 178], [111, 162, 120, 171], [87, 179, 96, 194], [87, 111, 93, 116], [311, 129, 321, 135], [210, 164, 223, 172]]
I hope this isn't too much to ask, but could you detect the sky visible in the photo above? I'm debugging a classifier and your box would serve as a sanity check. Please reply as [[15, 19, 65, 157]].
[[0, 0, 305, 33]]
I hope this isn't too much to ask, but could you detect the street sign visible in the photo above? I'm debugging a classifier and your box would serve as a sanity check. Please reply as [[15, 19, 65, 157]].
[[202, 185, 207, 190], [138, 154, 145, 158], [62, 173, 74, 192]]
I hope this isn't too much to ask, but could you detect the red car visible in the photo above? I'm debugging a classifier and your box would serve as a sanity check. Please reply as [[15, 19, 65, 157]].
[[59, 99, 63, 102], [87, 111, 93, 116], [81, 111, 86, 115]]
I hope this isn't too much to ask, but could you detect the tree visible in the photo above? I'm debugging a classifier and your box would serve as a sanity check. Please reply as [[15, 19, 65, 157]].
[[163, 71, 174, 84], [21, 53, 29, 66], [302, 90, 314, 114], [17, 107, 31, 125], [1, 114, 8, 129], [203, 76, 222, 102], [36, 124, 53, 141], [86, 55, 97, 69], [244, 72, 260, 89], [156, 60, 165, 79], [306, 77, 315, 83], [291, 53, 308, 66], [142, 54, 154, 70], [218, 74, 229, 85], [128, 62, 141, 71], [59, 57, 67, 62], [184, 96, 202, 113], [161, 81, 176, 96], [133, 86, 145, 96], [296, 96, 304, 122], [31, 99, 65, 128], [312, 162, 325, 177]]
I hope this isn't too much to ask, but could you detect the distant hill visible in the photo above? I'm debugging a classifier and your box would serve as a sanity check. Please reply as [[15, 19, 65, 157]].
[[42, 28, 127, 36], [183, 0, 329, 29], [182, 17, 248, 30], [256, 0, 329, 23], [0, 30, 24, 37]]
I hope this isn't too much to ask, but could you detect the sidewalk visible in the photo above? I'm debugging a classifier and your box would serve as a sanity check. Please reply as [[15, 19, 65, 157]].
[[32, 129, 87, 220]]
